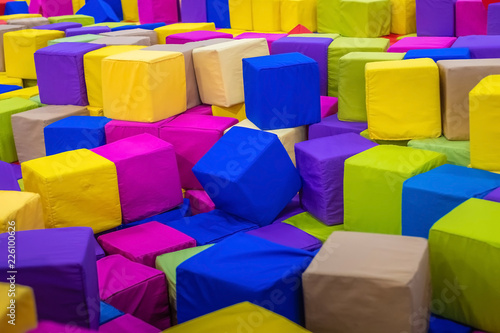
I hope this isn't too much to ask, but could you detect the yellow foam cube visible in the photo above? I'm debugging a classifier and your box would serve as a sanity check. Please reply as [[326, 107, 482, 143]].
[[0, 283, 37, 333], [84, 45, 146, 108], [87, 106, 104, 116], [390, 0, 416, 35], [22, 149, 122, 233], [155, 22, 216, 44], [0, 86, 39, 100], [0, 191, 44, 233], [366, 58, 441, 141], [0, 14, 41, 21], [212, 103, 247, 121], [215, 28, 247, 36], [470, 75, 500, 172], [72, 0, 86, 13], [281, 0, 317, 33], [229, 0, 253, 30], [0, 72, 23, 87], [121, 0, 139, 21], [252, 0, 282, 32], [4, 29, 64, 79], [102, 50, 186, 122]]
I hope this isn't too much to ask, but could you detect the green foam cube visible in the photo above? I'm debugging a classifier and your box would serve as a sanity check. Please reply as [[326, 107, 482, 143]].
[[408, 136, 470, 167], [48, 34, 103, 45], [339, 0, 391, 37], [48, 15, 95, 26], [283, 212, 344, 243]]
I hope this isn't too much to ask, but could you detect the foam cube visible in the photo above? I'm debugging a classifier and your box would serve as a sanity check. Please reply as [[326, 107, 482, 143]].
[[184, 189, 215, 215], [428, 315, 474, 333], [404, 48, 471, 61], [185, 104, 212, 115], [159, 114, 238, 189], [27, 321, 96, 332], [0, 227, 100, 329], [0, 72, 23, 87], [303, 231, 430, 333], [247, 222, 322, 251], [227, 118, 307, 165], [76, 0, 120, 23], [271, 36, 333, 96], [308, 113, 367, 139], [252, 0, 281, 32], [340, 0, 390, 37], [155, 22, 216, 44], [193, 38, 269, 107], [338, 52, 404, 122], [180, 0, 206, 22], [102, 50, 186, 122], [99, 314, 161, 333], [211, 103, 246, 121], [104, 118, 175, 143], [430, 198, 500, 332], [0, 85, 39, 100], [100, 301, 124, 325], [176, 233, 314, 324], [83, 45, 145, 108], [0, 97, 38, 162], [488, 2, 500, 34], [327, 37, 389, 97], [456, 0, 487, 36], [29, 0, 72, 17], [47, 34, 104, 44], [4, 1, 28, 15], [4, 29, 64, 79], [366, 58, 441, 140], [0, 190, 43, 232], [100, 28, 158, 44], [207, 0, 230, 28], [243, 52, 320, 130], [296, 133, 377, 226], [321, 96, 338, 118], [390, 0, 416, 34], [166, 30, 232, 44], [388, 36, 457, 52], [6, 17, 48, 28], [408, 136, 470, 166], [92, 134, 183, 222], [281, 0, 317, 32], [228, 0, 252, 30], [22, 149, 121, 232], [137, 0, 177, 24], [66, 26, 111, 36], [44, 116, 111, 155], [0, 25, 23, 72], [33, 22, 82, 31], [283, 212, 344, 242], [90, 36, 151, 45], [0, 162, 20, 190], [0, 283, 37, 333], [416, 0, 457, 36], [470, 75, 500, 171], [234, 32, 287, 52], [47, 14, 94, 25], [98, 254, 170, 329], [344, 145, 447, 234], [452, 35, 500, 58]]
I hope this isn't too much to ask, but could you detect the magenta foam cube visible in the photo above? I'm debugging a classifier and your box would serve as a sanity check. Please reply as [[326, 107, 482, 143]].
[[184, 104, 212, 115], [321, 96, 338, 118], [234, 32, 287, 52], [456, 0, 487, 36], [104, 118, 175, 144], [185, 189, 216, 215], [99, 314, 161, 333], [159, 114, 238, 189], [92, 134, 183, 223], [97, 221, 196, 267], [138, 0, 178, 24], [165, 30, 232, 44], [388, 37, 457, 52], [98, 254, 170, 330], [28, 321, 96, 333]]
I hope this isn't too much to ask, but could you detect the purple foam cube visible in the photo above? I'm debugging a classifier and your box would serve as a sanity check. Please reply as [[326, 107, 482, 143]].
[[0, 161, 20, 191], [452, 35, 500, 57], [180, 0, 207, 22], [416, 0, 457, 36], [308, 114, 367, 140], [0, 227, 100, 329], [33, 22, 83, 31], [247, 222, 322, 251], [234, 32, 287, 52], [165, 30, 232, 44], [295, 133, 378, 225], [484, 187, 500, 202], [388, 37, 457, 52], [66, 26, 111, 37], [488, 3, 500, 35], [273, 194, 305, 223], [35, 42, 105, 106], [271, 37, 334, 96]]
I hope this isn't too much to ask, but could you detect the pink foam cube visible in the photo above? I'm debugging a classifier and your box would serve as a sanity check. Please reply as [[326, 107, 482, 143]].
[[105, 118, 175, 144], [321, 96, 338, 118], [185, 189, 216, 215], [387, 37, 457, 52], [98, 255, 170, 329], [159, 114, 238, 189], [234, 32, 288, 52], [165, 30, 233, 44], [138, 0, 178, 24], [92, 134, 183, 223], [100, 314, 161, 333], [184, 104, 213, 115], [97, 221, 196, 267], [456, 0, 487, 36], [28, 321, 95, 332], [29, 0, 73, 17]]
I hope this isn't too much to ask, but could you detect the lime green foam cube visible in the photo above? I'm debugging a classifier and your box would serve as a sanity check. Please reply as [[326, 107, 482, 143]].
[[327, 37, 389, 97], [344, 145, 446, 234], [360, 130, 409, 146], [317, 0, 341, 33], [429, 198, 500, 333], [339, 52, 405, 122], [48, 15, 95, 26], [48, 34, 103, 45], [408, 136, 470, 167], [283, 212, 344, 243], [339, 0, 391, 37]]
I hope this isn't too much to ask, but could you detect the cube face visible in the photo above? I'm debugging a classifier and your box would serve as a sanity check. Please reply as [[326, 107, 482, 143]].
[[0, 190, 44, 232], [192, 127, 302, 226], [47, 14, 94, 25], [429, 199, 500, 333], [451, 35, 500, 58], [104, 118, 174, 143], [0, 283, 37, 333], [344, 145, 447, 235], [99, 314, 162, 333], [4, 29, 65, 79], [303, 231, 430, 333], [211, 103, 246, 121], [407, 136, 470, 167], [416, 0, 456, 36], [281, 0, 317, 33], [48, 34, 105, 45], [390, 0, 416, 34], [0, 25, 24, 72], [251, 0, 281, 32], [247, 222, 322, 251], [101, 29, 159, 44], [185, 189, 215, 215], [243, 53, 321, 130], [165, 31, 232, 44], [456, 0, 487, 36], [33, 22, 82, 31], [340, 0, 391, 37], [308, 114, 367, 140], [66, 26, 111, 37], [235, 32, 287, 52], [138, 0, 178, 25], [90, 36, 151, 46], [155, 22, 216, 44], [22, 149, 122, 233], [488, 3, 500, 34], [388, 36, 457, 52], [403, 47, 471, 61], [366, 58, 442, 140]]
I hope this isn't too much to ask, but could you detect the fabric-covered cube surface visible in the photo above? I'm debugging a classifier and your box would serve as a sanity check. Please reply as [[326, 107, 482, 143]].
[[184, 189, 215, 215], [4, 29, 65, 79], [0, 283, 37, 333], [402, 164, 500, 238], [308, 113, 367, 139], [234, 32, 288, 52], [211, 103, 246, 121], [339, 0, 391, 37], [0, 227, 100, 329], [154, 22, 216, 44], [429, 198, 500, 333], [193, 38, 269, 107], [246, 222, 322, 251], [33, 22, 82, 31], [416, 0, 457, 36], [100, 301, 124, 325], [104, 117, 175, 143], [47, 15, 94, 25], [0, 25, 24, 72], [344, 145, 447, 235], [165, 30, 232, 44], [99, 28, 157, 43], [366, 58, 441, 140], [451, 35, 500, 58], [159, 114, 237, 189], [228, 0, 253, 30], [102, 50, 186, 122], [408, 136, 470, 166], [0, 162, 20, 191], [243, 52, 320, 130], [97, 254, 170, 330], [66, 26, 111, 36], [176, 233, 314, 324], [48, 34, 104, 45], [303, 231, 431, 333], [98, 221, 195, 267], [35, 42, 105, 106], [296, 133, 377, 226], [404, 48, 471, 61], [390, 0, 417, 34], [488, 2, 500, 34], [388, 36, 457, 52], [0, 190, 43, 232], [456, 0, 487, 36], [88, 36, 151, 46], [338, 52, 404, 122], [22, 149, 122, 233], [192, 127, 301, 226], [251, 0, 281, 31], [138, 0, 178, 25], [99, 314, 161, 333], [92, 134, 183, 222], [0, 97, 38, 162]]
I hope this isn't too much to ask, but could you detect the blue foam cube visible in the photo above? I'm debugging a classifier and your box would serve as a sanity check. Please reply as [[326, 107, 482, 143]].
[[44, 116, 111, 155], [102, 0, 123, 20], [403, 48, 471, 61], [76, 0, 120, 23], [243, 52, 321, 130], [428, 315, 473, 333], [4, 1, 29, 14], [0, 84, 22, 94], [99, 301, 124, 325], [192, 127, 302, 226], [206, 0, 230, 28], [110, 22, 166, 31], [176, 233, 314, 324], [402, 164, 500, 238]]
